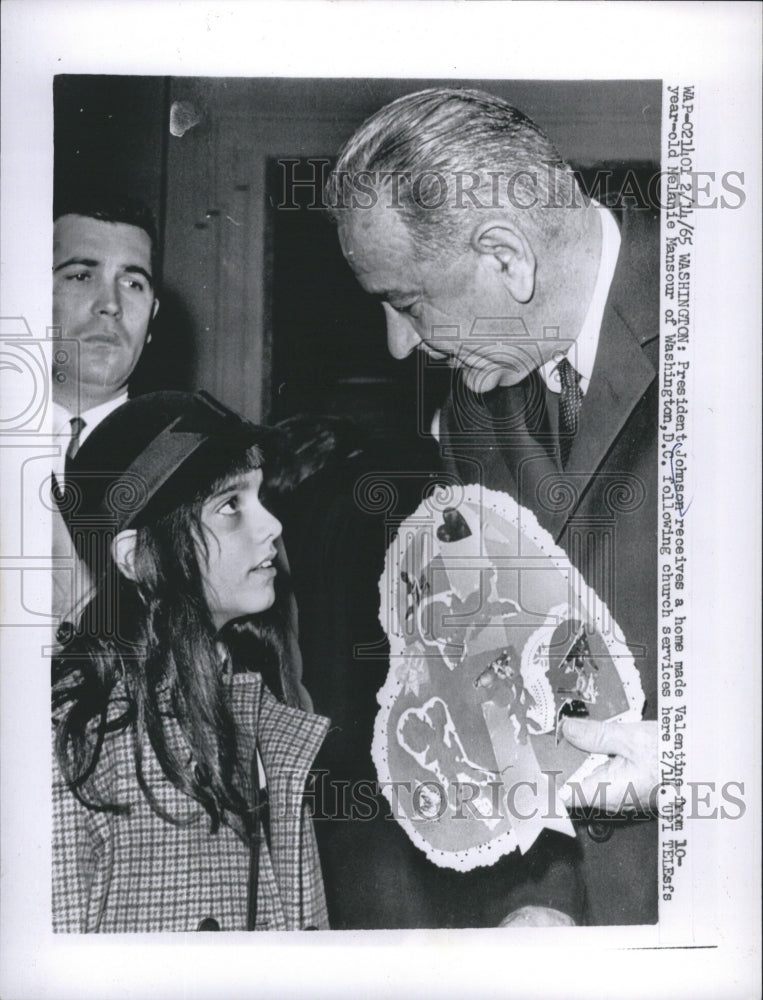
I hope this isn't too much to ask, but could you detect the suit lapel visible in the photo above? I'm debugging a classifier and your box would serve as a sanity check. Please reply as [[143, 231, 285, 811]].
[[486, 207, 659, 541], [564, 206, 658, 491], [483, 370, 559, 516], [564, 309, 655, 481]]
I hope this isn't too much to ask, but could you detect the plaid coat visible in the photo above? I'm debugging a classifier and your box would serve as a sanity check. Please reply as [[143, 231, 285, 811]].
[[52, 673, 329, 933]]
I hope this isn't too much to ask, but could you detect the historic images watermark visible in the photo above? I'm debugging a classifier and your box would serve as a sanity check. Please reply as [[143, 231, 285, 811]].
[[295, 772, 746, 825], [0, 317, 149, 648], [275, 158, 746, 213], [0, 317, 69, 644]]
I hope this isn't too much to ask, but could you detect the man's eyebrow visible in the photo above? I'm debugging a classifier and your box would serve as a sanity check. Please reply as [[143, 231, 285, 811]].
[[52, 257, 153, 287], [124, 265, 154, 288], [53, 256, 99, 273]]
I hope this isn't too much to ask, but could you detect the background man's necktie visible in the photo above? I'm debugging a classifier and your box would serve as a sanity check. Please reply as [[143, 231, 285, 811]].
[[64, 416, 86, 474], [557, 357, 582, 467], [53, 415, 90, 628]]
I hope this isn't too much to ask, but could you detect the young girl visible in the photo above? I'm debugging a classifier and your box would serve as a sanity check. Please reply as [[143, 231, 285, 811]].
[[52, 391, 329, 933]]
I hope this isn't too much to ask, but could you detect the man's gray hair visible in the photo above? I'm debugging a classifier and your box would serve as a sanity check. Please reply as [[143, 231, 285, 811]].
[[325, 87, 580, 257]]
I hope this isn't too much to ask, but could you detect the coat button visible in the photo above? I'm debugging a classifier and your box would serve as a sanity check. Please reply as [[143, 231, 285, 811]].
[[586, 820, 614, 842], [197, 917, 220, 931], [56, 621, 75, 645]]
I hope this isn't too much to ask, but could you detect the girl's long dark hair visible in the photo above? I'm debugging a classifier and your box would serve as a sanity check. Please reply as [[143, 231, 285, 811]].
[[53, 441, 291, 835]]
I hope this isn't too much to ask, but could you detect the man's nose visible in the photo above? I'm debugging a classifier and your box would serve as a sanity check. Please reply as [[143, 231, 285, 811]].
[[383, 304, 420, 360], [92, 279, 122, 318]]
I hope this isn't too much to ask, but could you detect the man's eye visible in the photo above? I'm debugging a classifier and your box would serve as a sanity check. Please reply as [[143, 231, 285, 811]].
[[121, 276, 146, 292], [398, 302, 421, 318], [66, 272, 91, 282]]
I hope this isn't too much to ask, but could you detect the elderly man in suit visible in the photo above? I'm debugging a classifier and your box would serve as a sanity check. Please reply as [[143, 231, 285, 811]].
[[51, 192, 160, 626], [325, 87, 659, 926]]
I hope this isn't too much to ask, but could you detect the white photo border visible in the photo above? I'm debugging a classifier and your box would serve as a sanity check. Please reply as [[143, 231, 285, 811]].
[[1, 3, 760, 999]]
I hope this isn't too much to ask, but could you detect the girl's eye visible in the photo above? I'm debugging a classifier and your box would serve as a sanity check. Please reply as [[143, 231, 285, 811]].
[[217, 495, 240, 516]]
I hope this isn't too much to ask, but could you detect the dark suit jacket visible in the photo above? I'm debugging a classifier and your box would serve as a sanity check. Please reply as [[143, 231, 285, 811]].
[[279, 448, 467, 929], [438, 205, 660, 925]]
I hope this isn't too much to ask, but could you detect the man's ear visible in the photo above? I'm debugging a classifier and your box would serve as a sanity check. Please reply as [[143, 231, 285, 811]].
[[470, 219, 536, 303], [146, 298, 160, 345], [112, 529, 139, 581]]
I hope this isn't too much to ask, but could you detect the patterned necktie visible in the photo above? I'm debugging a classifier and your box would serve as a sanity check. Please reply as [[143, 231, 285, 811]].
[[64, 416, 86, 473], [557, 358, 582, 468]]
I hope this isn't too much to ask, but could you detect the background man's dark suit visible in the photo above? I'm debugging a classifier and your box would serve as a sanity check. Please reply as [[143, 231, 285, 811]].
[[439, 206, 660, 925]]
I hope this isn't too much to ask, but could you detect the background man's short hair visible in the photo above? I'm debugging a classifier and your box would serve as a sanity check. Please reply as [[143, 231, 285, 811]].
[[325, 87, 580, 257], [54, 187, 160, 281]]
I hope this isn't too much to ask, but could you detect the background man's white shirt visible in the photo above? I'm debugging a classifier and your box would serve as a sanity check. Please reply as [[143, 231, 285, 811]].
[[51, 392, 128, 625], [52, 392, 128, 487]]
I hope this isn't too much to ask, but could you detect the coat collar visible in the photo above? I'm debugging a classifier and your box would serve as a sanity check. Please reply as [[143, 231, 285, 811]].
[[229, 671, 329, 781], [550, 206, 658, 526]]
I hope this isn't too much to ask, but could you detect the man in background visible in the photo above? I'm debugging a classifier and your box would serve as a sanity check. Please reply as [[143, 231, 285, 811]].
[[50, 192, 313, 712], [325, 87, 659, 926], [51, 191, 159, 624]]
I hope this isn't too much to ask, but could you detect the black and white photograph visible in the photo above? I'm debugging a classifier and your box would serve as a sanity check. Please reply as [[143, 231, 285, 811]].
[[1, 3, 760, 999]]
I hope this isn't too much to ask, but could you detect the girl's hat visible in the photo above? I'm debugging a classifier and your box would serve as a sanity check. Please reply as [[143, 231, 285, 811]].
[[57, 391, 267, 538]]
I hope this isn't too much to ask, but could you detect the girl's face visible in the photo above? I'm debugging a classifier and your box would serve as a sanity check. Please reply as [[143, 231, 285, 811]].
[[197, 467, 282, 630]]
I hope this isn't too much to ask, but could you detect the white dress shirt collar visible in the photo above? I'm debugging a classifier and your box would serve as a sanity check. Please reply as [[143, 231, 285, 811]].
[[52, 393, 129, 482], [539, 204, 621, 395], [53, 392, 128, 448]]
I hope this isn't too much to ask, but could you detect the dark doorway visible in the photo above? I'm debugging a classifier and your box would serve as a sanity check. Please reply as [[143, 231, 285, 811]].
[[266, 157, 450, 465]]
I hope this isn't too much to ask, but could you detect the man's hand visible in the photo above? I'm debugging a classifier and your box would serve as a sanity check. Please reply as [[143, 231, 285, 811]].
[[500, 906, 576, 928], [560, 719, 658, 813]]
